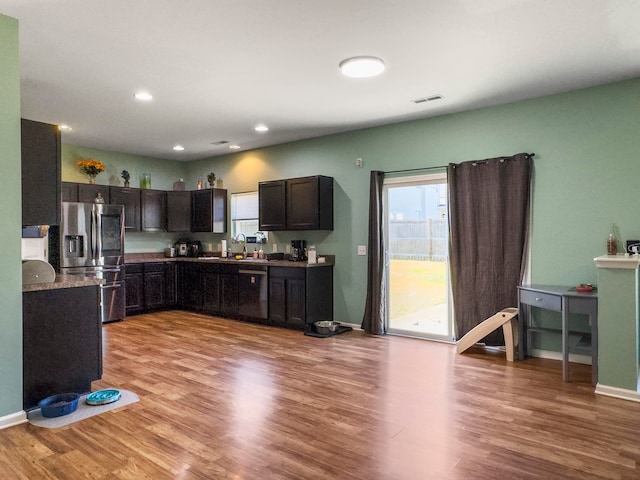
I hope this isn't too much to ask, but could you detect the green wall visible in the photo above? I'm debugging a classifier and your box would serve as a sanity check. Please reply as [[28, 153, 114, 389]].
[[62, 77, 640, 334], [0, 13, 23, 418]]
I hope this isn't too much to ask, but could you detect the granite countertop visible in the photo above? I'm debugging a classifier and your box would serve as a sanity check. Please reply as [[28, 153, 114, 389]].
[[125, 252, 335, 268], [23, 274, 104, 293]]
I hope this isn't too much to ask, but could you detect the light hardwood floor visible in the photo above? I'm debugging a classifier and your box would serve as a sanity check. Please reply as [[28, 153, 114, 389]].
[[2, 311, 640, 479]]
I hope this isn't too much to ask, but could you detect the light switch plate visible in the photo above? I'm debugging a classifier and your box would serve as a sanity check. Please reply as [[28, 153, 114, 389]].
[[285, 244, 291, 253], [272, 243, 278, 253], [357, 245, 367, 256]]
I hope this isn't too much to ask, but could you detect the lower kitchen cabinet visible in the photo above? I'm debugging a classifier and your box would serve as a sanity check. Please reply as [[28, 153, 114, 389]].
[[23, 286, 102, 410], [181, 262, 238, 316], [125, 262, 177, 315], [269, 266, 333, 329]]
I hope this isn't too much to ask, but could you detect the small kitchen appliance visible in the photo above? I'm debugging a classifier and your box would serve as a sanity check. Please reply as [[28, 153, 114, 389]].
[[189, 240, 202, 258], [175, 238, 191, 257], [290, 240, 307, 262]]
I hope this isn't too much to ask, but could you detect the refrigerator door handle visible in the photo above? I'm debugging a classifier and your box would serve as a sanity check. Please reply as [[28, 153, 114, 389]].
[[100, 283, 122, 289], [92, 205, 101, 260]]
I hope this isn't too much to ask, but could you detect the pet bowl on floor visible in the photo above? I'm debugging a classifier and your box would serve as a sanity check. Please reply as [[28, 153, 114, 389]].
[[38, 393, 80, 418]]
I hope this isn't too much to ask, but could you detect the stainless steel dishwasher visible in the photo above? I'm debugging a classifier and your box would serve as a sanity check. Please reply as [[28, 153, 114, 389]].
[[238, 265, 268, 319]]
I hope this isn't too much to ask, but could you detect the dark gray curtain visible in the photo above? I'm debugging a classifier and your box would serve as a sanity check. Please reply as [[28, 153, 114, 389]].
[[361, 171, 387, 335], [448, 153, 532, 345]]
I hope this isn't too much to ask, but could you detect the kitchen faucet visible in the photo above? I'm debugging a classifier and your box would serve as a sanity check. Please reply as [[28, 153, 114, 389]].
[[234, 233, 247, 258]]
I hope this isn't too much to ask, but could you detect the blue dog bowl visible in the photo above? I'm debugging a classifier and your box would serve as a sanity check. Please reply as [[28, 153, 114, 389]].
[[38, 393, 80, 418]]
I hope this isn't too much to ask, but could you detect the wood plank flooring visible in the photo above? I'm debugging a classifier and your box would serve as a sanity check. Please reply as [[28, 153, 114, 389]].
[[2, 311, 640, 479]]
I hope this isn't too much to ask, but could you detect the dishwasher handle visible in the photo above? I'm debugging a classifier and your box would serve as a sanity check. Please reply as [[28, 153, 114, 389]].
[[239, 269, 267, 275]]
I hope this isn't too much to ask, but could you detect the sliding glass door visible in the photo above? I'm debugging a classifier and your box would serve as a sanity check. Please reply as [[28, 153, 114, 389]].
[[384, 173, 453, 341]]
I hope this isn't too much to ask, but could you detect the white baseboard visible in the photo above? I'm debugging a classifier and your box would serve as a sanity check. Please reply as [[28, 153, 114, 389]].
[[0, 410, 27, 430], [595, 384, 640, 402], [530, 348, 592, 365]]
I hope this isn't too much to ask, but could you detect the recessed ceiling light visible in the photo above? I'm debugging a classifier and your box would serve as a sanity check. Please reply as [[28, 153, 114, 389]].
[[229, 144, 241, 150], [255, 123, 269, 133], [339, 56, 385, 78], [134, 92, 153, 101], [173, 145, 185, 151], [58, 124, 72, 131]]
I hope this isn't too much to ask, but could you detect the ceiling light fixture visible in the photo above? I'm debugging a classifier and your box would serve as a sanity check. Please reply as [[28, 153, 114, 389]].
[[255, 123, 269, 133], [173, 145, 185, 151], [339, 56, 386, 78], [134, 91, 153, 101], [58, 124, 72, 131], [229, 145, 241, 150]]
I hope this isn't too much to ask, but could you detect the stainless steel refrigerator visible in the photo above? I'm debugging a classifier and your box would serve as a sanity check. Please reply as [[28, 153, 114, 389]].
[[59, 202, 126, 323]]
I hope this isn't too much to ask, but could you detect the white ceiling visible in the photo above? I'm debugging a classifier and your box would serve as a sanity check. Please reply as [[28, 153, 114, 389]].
[[2, 0, 640, 162]]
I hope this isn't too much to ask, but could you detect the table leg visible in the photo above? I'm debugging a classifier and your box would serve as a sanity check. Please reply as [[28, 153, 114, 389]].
[[562, 305, 569, 381]]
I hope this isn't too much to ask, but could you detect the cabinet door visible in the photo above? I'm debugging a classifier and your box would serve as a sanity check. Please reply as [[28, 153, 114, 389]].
[[286, 177, 319, 230], [21, 119, 61, 226], [110, 187, 141, 231], [221, 273, 239, 316], [268, 277, 286, 323], [61, 182, 79, 202], [286, 278, 306, 326], [202, 268, 220, 314], [141, 190, 167, 232], [78, 184, 110, 203], [259, 180, 286, 231], [165, 262, 177, 306], [166, 191, 191, 232], [143, 263, 166, 309], [192, 189, 228, 233], [181, 263, 202, 310], [125, 265, 144, 315]]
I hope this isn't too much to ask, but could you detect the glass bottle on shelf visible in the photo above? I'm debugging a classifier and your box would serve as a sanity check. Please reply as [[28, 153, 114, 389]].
[[607, 225, 618, 255]]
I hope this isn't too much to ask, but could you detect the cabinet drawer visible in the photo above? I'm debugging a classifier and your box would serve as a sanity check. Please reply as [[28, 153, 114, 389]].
[[519, 289, 562, 312]]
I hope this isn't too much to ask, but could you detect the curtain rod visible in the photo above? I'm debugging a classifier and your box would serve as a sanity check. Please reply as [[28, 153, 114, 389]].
[[383, 152, 535, 175]]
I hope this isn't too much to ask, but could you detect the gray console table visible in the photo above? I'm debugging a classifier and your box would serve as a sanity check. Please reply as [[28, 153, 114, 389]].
[[518, 285, 598, 385]]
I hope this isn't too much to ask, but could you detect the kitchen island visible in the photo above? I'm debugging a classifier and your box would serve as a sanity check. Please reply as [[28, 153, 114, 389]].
[[22, 276, 103, 410]]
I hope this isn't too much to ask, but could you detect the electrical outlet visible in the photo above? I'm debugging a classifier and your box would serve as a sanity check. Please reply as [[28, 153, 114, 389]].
[[285, 244, 291, 253], [355, 157, 363, 168], [357, 245, 367, 256]]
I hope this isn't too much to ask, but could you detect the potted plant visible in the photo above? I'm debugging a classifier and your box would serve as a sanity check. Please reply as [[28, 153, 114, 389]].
[[207, 172, 216, 188], [121, 170, 130, 187], [77, 158, 105, 184]]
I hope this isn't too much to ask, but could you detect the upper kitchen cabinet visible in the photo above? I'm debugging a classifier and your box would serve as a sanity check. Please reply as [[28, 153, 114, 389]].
[[258, 180, 286, 231], [21, 119, 61, 226], [259, 175, 333, 231], [166, 191, 191, 232], [62, 181, 110, 204], [191, 188, 227, 233], [140, 189, 167, 232], [110, 186, 141, 231]]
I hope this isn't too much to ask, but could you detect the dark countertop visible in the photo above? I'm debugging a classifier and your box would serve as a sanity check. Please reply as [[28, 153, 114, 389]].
[[23, 274, 104, 293], [125, 252, 335, 268]]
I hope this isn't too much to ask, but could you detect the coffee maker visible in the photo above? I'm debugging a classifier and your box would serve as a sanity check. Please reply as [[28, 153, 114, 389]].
[[290, 240, 307, 262]]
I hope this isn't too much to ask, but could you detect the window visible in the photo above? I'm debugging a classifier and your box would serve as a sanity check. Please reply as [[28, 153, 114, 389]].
[[230, 191, 266, 240]]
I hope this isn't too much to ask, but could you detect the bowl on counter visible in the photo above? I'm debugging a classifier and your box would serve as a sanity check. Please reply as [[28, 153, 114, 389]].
[[38, 393, 80, 418], [314, 321, 341, 335]]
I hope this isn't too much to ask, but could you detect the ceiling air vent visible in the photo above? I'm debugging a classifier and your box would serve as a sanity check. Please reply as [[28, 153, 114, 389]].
[[412, 94, 444, 104], [211, 140, 229, 146]]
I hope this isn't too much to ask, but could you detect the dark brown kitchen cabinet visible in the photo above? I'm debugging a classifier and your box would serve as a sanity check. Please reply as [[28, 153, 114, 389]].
[[180, 263, 202, 311], [167, 191, 191, 232], [259, 175, 333, 231], [125, 263, 144, 315], [258, 180, 286, 231], [269, 266, 333, 328], [141, 189, 167, 232], [78, 184, 110, 203], [191, 188, 227, 233], [220, 272, 239, 316], [179, 262, 238, 316], [126, 262, 177, 314], [23, 285, 102, 410], [110, 187, 141, 231], [202, 266, 221, 313], [21, 119, 61, 226], [61, 182, 78, 202]]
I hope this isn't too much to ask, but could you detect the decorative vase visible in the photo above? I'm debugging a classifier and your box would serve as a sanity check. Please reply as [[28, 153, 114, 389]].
[[124, 180, 130, 188], [87, 175, 96, 184]]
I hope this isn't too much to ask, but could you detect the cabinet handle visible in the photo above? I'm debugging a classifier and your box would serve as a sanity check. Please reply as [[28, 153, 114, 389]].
[[535, 297, 543, 301]]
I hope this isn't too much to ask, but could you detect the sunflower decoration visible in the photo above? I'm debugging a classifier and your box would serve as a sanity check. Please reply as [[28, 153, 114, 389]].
[[77, 158, 105, 183]]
